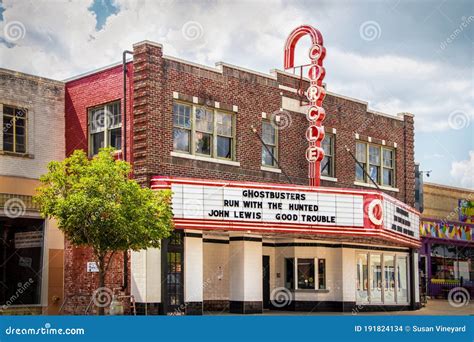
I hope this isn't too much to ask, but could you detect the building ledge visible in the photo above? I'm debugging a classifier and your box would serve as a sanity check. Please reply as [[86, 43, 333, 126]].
[[260, 166, 282, 173], [171, 151, 241, 167], [354, 181, 399, 193], [321, 176, 337, 182]]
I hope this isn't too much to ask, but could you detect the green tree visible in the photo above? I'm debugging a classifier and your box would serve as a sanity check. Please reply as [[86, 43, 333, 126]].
[[34, 148, 173, 315]]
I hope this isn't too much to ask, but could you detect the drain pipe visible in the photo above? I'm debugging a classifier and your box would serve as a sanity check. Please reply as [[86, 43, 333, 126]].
[[122, 50, 133, 291]]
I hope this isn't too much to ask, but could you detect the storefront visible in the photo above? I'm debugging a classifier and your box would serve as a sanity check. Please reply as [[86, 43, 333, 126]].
[[417, 182, 474, 300], [419, 220, 473, 298], [126, 176, 421, 314]]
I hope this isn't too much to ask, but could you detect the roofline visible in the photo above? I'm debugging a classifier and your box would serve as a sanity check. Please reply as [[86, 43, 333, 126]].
[[424, 182, 474, 194], [0, 67, 64, 85], [60, 41, 413, 121], [62, 58, 132, 83]]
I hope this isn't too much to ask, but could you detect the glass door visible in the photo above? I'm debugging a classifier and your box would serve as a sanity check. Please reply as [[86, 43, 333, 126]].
[[166, 231, 184, 314]]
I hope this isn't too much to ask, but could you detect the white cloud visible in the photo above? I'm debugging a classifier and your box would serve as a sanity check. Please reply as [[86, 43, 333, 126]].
[[450, 151, 474, 189], [0, 0, 471, 137]]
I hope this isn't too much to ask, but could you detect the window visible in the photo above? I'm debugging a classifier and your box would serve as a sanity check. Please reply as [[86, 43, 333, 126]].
[[356, 253, 369, 302], [318, 259, 326, 289], [321, 134, 334, 177], [384, 255, 395, 303], [355, 142, 367, 182], [261, 121, 277, 166], [89, 101, 121, 156], [356, 252, 409, 304], [172, 102, 235, 160], [397, 256, 408, 303], [297, 258, 315, 289], [285, 258, 295, 289], [2, 105, 27, 153], [370, 254, 382, 302], [355, 141, 395, 187]]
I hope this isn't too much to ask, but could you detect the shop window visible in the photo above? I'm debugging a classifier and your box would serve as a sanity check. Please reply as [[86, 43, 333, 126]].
[[261, 120, 277, 167], [297, 258, 315, 289], [2, 105, 27, 154], [355, 141, 395, 187], [88, 101, 121, 156], [384, 255, 395, 303], [356, 253, 369, 302], [0, 218, 44, 306], [396, 256, 408, 303], [318, 259, 326, 289], [430, 244, 473, 281], [321, 134, 334, 177], [370, 254, 382, 302], [172, 102, 235, 160]]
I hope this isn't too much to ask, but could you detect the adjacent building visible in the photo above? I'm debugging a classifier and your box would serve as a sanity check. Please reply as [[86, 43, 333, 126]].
[[419, 182, 473, 299], [0, 68, 65, 315], [63, 40, 421, 315]]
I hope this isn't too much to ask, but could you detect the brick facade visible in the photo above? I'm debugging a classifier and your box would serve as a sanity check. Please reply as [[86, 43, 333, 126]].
[[63, 40, 416, 307]]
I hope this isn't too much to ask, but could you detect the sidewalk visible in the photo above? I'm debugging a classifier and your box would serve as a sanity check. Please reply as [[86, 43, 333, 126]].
[[206, 300, 473, 316]]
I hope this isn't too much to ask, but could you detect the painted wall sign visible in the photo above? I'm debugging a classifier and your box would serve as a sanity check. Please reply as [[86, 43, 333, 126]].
[[14, 231, 43, 249], [284, 25, 327, 187]]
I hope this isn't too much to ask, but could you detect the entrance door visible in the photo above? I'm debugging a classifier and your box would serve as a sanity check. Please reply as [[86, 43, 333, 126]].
[[262, 255, 270, 309], [165, 231, 184, 314]]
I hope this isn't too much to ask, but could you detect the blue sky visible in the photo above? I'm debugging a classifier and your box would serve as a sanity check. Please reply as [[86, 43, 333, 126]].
[[0, 0, 472, 189]]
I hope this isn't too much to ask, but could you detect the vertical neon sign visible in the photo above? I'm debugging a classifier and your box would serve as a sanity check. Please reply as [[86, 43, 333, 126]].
[[284, 25, 326, 187]]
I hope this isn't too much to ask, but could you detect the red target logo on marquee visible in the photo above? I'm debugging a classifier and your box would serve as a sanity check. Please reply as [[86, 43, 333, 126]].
[[367, 199, 384, 226]]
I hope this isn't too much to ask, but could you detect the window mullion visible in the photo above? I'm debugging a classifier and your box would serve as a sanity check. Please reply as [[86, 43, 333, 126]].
[[213, 109, 217, 158]]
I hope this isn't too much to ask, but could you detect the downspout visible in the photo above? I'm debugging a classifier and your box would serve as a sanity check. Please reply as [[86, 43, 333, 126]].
[[404, 118, 408, 204], [122, 50, 133, 291]]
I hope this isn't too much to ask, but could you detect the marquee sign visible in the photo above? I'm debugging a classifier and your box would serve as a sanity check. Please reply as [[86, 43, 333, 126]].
[[284, 25, 327, 187], [151, 177, 421, 247]]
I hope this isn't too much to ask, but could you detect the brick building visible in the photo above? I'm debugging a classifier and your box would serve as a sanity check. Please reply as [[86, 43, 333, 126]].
[[0, 68, 65, 315], [64, 39, 421, 314]]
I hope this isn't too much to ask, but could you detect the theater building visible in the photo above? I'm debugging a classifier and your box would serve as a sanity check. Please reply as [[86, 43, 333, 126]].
[[419, 183, 473, 299], [64, 33, 421, 314], [0, 68, 65, 315]]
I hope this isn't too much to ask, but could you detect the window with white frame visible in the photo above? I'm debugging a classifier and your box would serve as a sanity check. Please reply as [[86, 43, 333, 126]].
[[88, 101, 121, 156], [261, 120, 277, 167], [2, 105, 27, 153], [321, 133, 334, 177], [172, 102, 235, 160], [355, 141, 395, 187], [356, 252, 409, 304]]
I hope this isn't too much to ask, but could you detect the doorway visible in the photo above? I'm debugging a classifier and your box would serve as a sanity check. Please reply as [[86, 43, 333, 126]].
[[262, 255, 270, 309]]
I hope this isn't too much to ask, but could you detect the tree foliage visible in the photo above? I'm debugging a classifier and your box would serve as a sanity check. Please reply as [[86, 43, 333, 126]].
[[34, 148, 173, 313]]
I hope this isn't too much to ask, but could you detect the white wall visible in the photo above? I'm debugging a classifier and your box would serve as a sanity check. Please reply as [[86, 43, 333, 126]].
[[131, 248, 161, 303], [229, 238, 262, 302], [184, 235, 203, 302], [203, 241, 229, 300], [0, 70, 65, 179]]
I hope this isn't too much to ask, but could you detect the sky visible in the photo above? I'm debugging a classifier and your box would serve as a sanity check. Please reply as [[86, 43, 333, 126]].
[[0, 0, 472, 189]]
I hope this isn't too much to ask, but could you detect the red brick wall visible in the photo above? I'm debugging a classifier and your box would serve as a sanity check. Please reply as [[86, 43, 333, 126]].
[[63, 63, 134, 311], [131, 42, 415, 206], [65, 63, 134, 161]]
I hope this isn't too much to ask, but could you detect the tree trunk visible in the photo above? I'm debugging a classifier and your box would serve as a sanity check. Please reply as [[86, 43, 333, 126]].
[[98, 255, 106, 316]]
